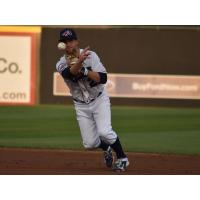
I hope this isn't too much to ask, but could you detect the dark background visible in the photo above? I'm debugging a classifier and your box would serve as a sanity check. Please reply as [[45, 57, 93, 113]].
[[40, 27, 200, 107]]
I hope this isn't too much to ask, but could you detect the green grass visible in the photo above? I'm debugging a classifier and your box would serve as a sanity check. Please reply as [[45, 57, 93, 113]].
[[0, 105, 200, 155]]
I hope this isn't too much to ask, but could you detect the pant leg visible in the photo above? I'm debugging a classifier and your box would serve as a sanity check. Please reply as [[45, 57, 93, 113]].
[[92, 93, 117, 145], [74, 103, 101, 149], [92, 94, 127, 159]]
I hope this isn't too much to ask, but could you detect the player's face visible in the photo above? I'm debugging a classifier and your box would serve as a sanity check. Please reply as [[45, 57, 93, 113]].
[[65, 40, 78, 54]]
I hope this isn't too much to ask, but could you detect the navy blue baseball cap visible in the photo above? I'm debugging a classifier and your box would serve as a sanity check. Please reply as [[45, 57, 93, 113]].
[[59, 28, 78, 42]]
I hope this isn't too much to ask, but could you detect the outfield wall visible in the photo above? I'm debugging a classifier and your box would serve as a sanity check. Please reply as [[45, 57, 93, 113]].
[[1, 26, 200, 107], [40, 26, 200, 107]]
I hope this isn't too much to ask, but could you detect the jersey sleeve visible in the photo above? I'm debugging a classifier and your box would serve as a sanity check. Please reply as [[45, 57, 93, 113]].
[[56, 56, 68, 74], [91, 51, 107, 73], [56, 56, 79, 81]]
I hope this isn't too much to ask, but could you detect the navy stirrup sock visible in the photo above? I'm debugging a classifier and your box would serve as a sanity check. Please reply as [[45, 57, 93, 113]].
[[111, 137, 126, 159], [98, 140, 109, 151]]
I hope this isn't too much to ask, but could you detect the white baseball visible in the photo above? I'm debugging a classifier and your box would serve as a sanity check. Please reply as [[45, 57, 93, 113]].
[[57, 42, 66, 50]]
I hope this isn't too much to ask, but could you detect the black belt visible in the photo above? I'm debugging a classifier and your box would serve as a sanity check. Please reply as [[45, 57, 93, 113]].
[[73, 92, 102, 104]]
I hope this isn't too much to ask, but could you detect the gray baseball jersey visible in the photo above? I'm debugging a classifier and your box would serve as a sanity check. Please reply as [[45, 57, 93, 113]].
[[56, 50, 106, 103]]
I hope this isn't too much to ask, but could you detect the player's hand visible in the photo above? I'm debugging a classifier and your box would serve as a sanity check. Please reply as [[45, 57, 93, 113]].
[[78, 46, 91, 64]]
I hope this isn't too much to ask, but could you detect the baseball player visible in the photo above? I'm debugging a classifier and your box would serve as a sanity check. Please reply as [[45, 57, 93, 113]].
[[56, 28, 129, 171]]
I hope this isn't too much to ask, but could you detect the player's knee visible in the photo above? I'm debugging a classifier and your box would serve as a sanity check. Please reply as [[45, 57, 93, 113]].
[[84, 144, 95, 150], [83, 140, 100, 149]]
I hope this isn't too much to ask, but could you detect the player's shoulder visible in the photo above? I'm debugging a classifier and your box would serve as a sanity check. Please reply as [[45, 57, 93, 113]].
[[56, 55, 67, 72], [81, 49, 100, 62], [56, 55, 66, 64], [89, 50, 98, 57], [90, 50, 98, 58], [80, 49, 98, 56], [90, 51, 101, 63]]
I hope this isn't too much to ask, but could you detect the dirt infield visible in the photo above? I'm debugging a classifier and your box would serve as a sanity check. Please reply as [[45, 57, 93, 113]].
[[0, 148, 200, 175]]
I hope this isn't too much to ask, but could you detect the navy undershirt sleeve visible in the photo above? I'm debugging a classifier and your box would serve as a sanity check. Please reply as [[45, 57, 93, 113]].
[[61, 67, 73, 79], [98, 72, 107, 84]]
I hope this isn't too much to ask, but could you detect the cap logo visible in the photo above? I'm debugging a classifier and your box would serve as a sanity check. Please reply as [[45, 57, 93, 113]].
[[62, 30, 72, 37]]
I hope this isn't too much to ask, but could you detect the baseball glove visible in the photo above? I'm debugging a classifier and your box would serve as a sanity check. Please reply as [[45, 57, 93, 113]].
[[66, 53, 79, 67]]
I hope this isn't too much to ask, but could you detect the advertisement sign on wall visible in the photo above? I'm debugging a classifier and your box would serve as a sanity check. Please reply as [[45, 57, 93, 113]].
[[53, 73, 200, 100], [0, 32, 36, 105]]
